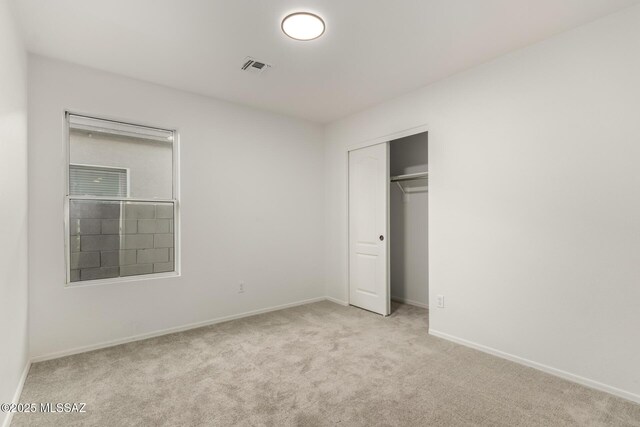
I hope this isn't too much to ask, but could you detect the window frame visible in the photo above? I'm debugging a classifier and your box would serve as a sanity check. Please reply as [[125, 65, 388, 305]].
[[63, 111, 181, 287]]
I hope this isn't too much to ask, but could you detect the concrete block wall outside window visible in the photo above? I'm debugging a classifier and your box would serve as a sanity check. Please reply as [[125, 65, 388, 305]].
[[69, 201, 175, 281]]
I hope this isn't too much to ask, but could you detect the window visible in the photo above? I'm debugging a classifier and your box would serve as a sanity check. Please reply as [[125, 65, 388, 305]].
[[70, 164, 129, 198], [65, 113, 178, 284]]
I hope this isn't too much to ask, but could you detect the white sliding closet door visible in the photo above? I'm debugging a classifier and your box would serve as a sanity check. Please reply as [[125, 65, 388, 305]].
[[348, 143, 389, 316]]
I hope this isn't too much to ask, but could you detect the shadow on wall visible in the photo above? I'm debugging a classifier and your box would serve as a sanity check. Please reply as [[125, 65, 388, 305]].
[[391, 184, 407, 298]]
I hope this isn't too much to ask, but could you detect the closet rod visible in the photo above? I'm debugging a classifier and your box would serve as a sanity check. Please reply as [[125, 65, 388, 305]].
[[390, 172, 428, 182]]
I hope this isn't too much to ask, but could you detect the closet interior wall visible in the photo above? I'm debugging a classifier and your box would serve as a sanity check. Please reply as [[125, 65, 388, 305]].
[[390, 133, 429, 308]]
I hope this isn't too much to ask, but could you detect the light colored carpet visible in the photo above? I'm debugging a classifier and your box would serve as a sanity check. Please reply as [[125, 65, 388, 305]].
[[12, 301, 640, 426]]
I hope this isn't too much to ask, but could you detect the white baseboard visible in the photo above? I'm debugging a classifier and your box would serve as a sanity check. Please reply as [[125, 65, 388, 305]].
[[31, 297, 327, 363], [391, 297, 429, 309], [325, 296, 349, 306], [429, 329, 640, 404], [2, 360, 31, 427]]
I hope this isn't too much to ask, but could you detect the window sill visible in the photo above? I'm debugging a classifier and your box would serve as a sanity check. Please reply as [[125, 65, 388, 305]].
[[65, 271, 181, 289]]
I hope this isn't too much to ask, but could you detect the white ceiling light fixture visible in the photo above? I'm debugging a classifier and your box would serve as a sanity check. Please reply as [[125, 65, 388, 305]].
[[281, 12, 325, 41]]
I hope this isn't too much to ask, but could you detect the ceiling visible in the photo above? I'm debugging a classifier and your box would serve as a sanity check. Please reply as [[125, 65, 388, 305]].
[[13, 0, 640, 123]]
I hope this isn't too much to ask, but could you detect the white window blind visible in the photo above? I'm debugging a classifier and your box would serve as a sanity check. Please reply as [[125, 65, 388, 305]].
[[69, 164, 128, 197], [69, 114, 174, 142]]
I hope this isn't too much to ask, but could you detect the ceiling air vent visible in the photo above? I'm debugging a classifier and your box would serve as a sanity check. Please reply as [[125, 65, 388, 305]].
[[241, 57, 272, 75]]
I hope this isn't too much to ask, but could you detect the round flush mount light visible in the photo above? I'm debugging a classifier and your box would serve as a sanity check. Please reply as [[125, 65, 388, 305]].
[[281, 12, 325, 41]]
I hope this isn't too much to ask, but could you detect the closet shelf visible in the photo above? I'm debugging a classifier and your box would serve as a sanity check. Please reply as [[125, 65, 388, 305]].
[[391, 172, 428, 195], [390, 172, 428, 182]]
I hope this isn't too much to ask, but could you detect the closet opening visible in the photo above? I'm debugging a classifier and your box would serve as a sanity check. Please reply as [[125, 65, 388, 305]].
[[389, 132, 428, 313], [347, 129, 428, 317]]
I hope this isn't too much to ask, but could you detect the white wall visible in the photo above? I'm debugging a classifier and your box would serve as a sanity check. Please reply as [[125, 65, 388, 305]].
[[325, 5, 640, 401], [0, 0, 28, 424], [28, 56, 325, 359], [390, 133, 429, 307], [71, 132, 173, 198]]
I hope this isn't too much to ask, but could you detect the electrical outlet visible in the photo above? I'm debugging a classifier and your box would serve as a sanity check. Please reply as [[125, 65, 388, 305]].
[[238, 282, 245, 293], [436, 295, 445, 308]]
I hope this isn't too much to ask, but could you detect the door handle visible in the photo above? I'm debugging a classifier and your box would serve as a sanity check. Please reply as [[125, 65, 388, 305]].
[[379, 235, 384, 241]]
